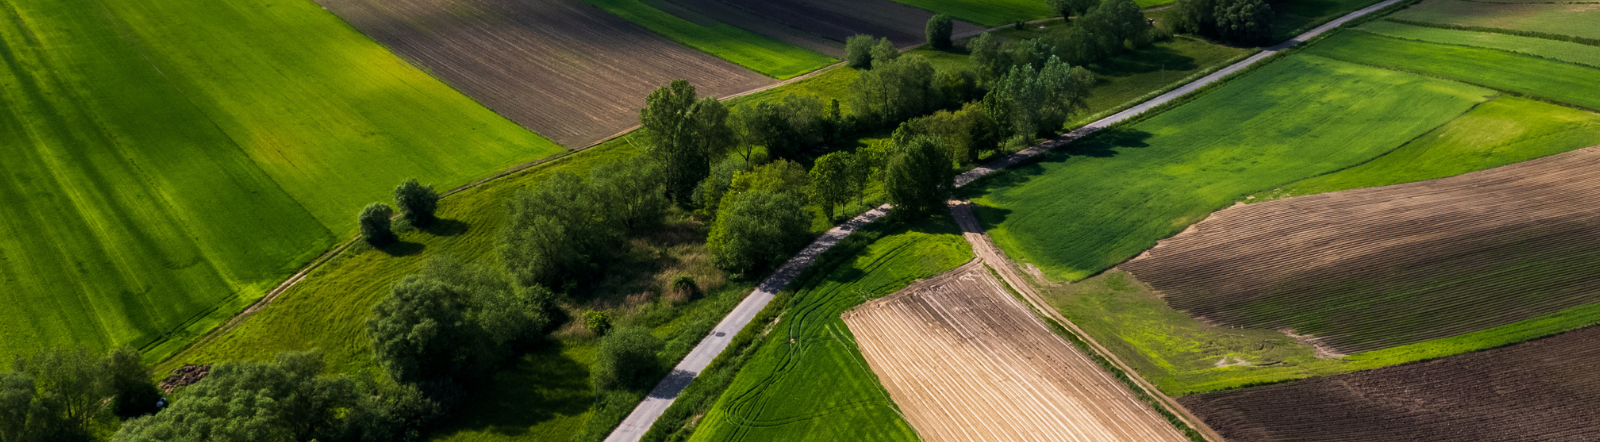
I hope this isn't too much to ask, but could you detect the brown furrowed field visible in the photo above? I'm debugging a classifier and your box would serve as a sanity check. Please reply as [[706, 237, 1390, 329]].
[[314, 0, 772, 147], [667, 0, 984, 51], [1179, 325, 1600, 441], [843, 261, 1188, 442], [1122, 145, 1600, 354]]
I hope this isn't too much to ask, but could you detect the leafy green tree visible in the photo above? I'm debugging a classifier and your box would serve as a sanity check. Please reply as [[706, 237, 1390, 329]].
[[589, 158, 669, 231], [982, 56, 1093, 138], [584, 310, 613, 336], [809, 152, 853, 221], [968, 33, 1013, 80], [12, 348, 105, 439], [640, 80, 733, 202], [707, 190, 812, 273], [722, 159, 809, 205], [113, 352, 357, 442], [732, 102, 799, 159], [925, 14, 954, 50], [902, 103, 1002, 165], [591, 327, 664, 391], [1173, 0, 1218, 36], [1215, 0, 1273, 44], [0, 372, 38, 442], [693, 154, 760, 218], [335, 380, 438, 442], [933, 67, 981, 108], [359, 203, 396, 246], [884, 135, 955, 219], [845, 34, 875, 69], [1048, 0, 1073, 18], [870, 37, 900, 67], [101, 347, 161, 418], [850, 56, 937, 127], [499, 173, 615, 289], [393, 179, 440, 227]]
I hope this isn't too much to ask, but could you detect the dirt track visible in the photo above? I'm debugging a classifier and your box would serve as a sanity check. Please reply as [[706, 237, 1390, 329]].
[[316, 0, 771, 147], [844, 262, 1189, 442], [1123, 145, 1600, 354]]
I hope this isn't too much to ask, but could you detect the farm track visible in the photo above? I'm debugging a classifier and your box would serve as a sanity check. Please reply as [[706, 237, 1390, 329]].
[[607, 1, 1405, 439], [843, 261, 1189, 442], [1122, 145, 1600, 354], [1180, 325, 1600, 441], [314, 0, 771, 147]]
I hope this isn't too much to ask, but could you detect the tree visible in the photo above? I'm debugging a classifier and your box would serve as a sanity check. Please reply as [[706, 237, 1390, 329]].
[[845, 34, 875, 69], [588, 158, 669, 232], [591, 327, 664, 391], [982, 56, 1092, 138], [12, 347, 105, 439], [0, 372, 38, 442], [850, 55, 937, 127], [870, 37, 900, 67], [499, 173, 615, 289], [1172, 0, 1218, 36], [692, 154, 760, 218], [925, 14, 954, 50], [722, 159, 810, 205], [359, 203, 396, 246], [113, 352, 358, 442], [640, 80, 733, 202], [335, 381, 438, 442], [393, 179, 440, 227], [809, 152, 853, 221], [1048, 0, 1073, 18], [101, 347, 161, 418], [369, 275, 483, 387], [884, 135, 955, 219], [902, 103, 1002, 165], [707, 190, 812, 273], [968, 33, 1012, 80], [1215, 0, 1273, 45]]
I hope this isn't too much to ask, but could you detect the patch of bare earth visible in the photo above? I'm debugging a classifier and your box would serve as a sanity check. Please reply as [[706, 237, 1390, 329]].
[[1122, 145, 1600, 354], [1181, 325, 1600, 441], [842, 261, 1189, 442], [315, 0, 772, 147]]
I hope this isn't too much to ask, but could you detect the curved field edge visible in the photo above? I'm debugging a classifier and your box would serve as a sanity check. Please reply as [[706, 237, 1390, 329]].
[[659, 217, 972, 442], [969, 53, 1492, 282], [1357, 20, 1600, 68], [0, 0, 561, 362], [578, 0, 836, 78]]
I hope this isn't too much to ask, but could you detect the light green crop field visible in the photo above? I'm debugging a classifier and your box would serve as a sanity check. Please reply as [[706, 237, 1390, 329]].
[[887, 0, 1054, 27], [1360, 20, 1600, 68], [0, 0, 561, 362], [579, 0, 835, 78], [689, 218, 973, 441], [967, 54, 1492, 281], [1307, 31, 1600, 111], [1271, 0, 1385, 42], [1389, 0, 1600, 40]]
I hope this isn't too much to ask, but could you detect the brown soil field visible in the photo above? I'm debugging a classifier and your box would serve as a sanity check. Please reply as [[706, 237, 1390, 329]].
[[665, 0, 984, 50], [1179, 325, 1600, 441], [843, 261, 1189, 442], [1122, 145, 1600, 354], [315, 0, 772, 147]]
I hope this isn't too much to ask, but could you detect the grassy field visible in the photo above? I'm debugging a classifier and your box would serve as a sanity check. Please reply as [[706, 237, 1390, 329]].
[[579, 0, 835, 78], [1389, 0, 1600, 40], [886, 0, 1054, 27], [1359, 20, 1600, 68], [967, 54, 1491, 281], [1076, 37, 1255, 123], [0, 0, 561, 362], [686, 217, 973, 441], [1270, 0, 1385, 41], [1306, 31, 1600, 111]]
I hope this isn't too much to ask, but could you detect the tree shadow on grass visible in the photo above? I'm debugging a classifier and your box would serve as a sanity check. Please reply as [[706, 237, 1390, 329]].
[[432, 342, 594, 438], [421, 218, 469, 237], [377, 240, 425, 257], [957, 129, 1152, 199], [1090, 45, 1201, 79]]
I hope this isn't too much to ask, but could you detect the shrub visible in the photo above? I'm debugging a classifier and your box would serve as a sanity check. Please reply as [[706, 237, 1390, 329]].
[[103, 347, 162, 418], [850, 55, 937, 127], [707, 190, 812, 274], [870, 37, 899, 67], [113, 352, 357, 442], [393, 179, 440, 227], [845, 35, 875, 69], [358, 203, 396, 246], [592, 327, 665, 391], [926, 14, 954, 50], [884, 134, 955, 219], [671, 275, 699, 298], [585, 310, 613, 336]]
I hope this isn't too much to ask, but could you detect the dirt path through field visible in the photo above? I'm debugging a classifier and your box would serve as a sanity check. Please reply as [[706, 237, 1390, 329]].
[[844, 261, 1190, 441]]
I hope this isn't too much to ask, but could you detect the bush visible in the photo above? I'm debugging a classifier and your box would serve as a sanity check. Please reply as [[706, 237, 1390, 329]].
[[358, 203, 396, 246], [393, 179, 440, 227], [926, 14, 954, 50], [671, 275, 699, 298], [1174, 0, 1272, 44], [845, 34, 875, 69], [103, 347, 162, 418], [884, 135, 955, 219], [592, 327, 665, 391], [585, 310, 613, 336], [982, 56, 1094, 138], [707, 190, 812, 274], [113, 351, 357, 442], [870, 37, 899, 67], [901, 102, 1003, 165], [850, 55, 938, 127]]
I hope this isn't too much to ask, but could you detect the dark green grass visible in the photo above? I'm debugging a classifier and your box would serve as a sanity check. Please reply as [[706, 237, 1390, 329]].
[[968, 54, 1492, 281], [686, 217, 973, 441], [579, 0, 835, 78], [1388, 0, 1600, 40], [0, 0, 559, 362], [1270, 0, 1386, 42], [1359, 20, 1600, 67], [1305, 31, 1600, 110]]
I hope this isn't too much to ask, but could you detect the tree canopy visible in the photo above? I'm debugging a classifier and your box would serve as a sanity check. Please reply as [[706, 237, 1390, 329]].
[[393, 179, 440, 227]]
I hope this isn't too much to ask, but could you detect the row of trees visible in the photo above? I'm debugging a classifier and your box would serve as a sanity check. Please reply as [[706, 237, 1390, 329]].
[[1173, 0, 1275, 44], [3, 348, 159, 442], [359, 178, 442, 246], [499, 158, 668, 291]]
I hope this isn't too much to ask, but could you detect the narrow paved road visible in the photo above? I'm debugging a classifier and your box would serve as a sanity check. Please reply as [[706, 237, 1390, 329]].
[[604, 1, 1403, 439]]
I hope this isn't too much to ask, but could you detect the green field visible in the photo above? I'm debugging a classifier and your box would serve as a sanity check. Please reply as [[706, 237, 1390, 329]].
[[1360, 20, 1600, 68], [967, 54, 1492, 281], [687, 218, 973, 441], [888, 0, 1054, 27], [1389, 0, 1600, 40], [1306, 31, 1600, 111], [1076, 37, 1255, 123], [579, 0, 835, 78], [0, 0, 561, 362], [1270, 0, 1385, 41]]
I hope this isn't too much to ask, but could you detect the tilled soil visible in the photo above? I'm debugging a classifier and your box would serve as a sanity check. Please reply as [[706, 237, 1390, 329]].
[[1180, 325, 1600, 441], [663, 0, 983, 50], [842, 261, 1188, 442], [1122, 145, 1600, 354], [315, 0, 772, 147]]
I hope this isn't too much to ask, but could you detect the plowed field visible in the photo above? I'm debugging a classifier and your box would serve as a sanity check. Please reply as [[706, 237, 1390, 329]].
[[844, 262, 1187, 442], [664, 0, 983, 50], [1123, 145, 1600, 354], [1179, 325, 1600, 441], [315, 0, 772, 147]]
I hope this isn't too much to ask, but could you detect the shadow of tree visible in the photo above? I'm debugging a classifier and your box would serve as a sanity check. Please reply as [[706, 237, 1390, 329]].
[[377, 240, 425, 257], [430, 342, 594, 438], [421, 218, 469, 237]]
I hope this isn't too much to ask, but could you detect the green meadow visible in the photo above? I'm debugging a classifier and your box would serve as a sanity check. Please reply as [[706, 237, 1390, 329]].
[[0, 0, 560, 362], [688, 217, 973, 441], [1306, 31, 1600, 111], [1359, 20, 1600, 68], [579, 0, 836, 78], [1388, 0, 1600, 40], [968, 54, 1491, 281]]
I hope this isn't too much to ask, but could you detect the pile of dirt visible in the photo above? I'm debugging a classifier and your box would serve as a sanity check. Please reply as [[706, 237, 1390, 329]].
[[159, 364, 210, 392]]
